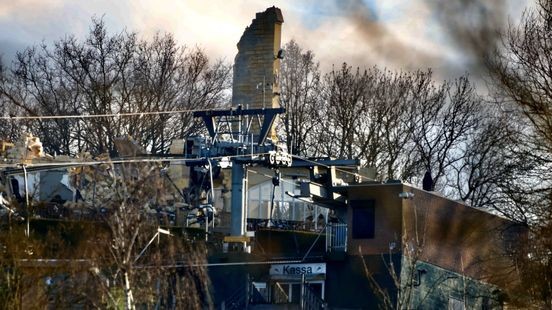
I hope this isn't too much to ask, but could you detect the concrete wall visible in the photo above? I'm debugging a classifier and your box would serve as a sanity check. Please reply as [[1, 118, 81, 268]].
[[402, 187, 522, 285], [325, 254, 400, 309], [345, 183, 404, 256], [343, 183, 522, 286]]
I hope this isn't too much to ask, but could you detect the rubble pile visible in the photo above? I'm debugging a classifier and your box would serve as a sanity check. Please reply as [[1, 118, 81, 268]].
[[6, 133, 48, 163]]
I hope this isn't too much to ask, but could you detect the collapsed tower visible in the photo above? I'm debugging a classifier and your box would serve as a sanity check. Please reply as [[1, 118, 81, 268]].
[[232, 6, 284, 110]]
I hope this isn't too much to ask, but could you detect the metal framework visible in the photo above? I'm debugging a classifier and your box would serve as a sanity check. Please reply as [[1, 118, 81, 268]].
[[193, 106, 285, 145]]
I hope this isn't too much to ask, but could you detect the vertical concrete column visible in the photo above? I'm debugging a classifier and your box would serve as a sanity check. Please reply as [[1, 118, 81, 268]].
[[231, 161, 246, 236]]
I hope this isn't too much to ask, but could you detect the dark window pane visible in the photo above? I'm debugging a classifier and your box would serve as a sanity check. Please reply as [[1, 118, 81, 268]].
[[351, 200, 375, 239]]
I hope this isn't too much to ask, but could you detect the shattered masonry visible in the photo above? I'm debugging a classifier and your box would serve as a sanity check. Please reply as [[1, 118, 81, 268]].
[[232, 6, 284, 110]]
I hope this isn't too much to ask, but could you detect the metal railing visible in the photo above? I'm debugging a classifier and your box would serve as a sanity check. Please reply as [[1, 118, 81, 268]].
[[326, 223, 347, 253], [222, 282, 248, 310], [302, 283, 326, 310]]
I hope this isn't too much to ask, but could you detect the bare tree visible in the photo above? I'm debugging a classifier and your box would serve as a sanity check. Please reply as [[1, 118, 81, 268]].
[[314, 63, 479, 185], [129, 36, 231, 154], [0, 101, 23, 145], [490, 0, 552, 152], [278, 40, 321, 155], [365, 69, 432, 181], [0, 161, 212, 309], [0, 58, 23, 142], [316, 64, 370, 159], [407, 75, 482, 190], [444, 105, 545, 223], [483, 0, 552, 306], [0, 18, 231, 156], [67, 161, 212, 309]]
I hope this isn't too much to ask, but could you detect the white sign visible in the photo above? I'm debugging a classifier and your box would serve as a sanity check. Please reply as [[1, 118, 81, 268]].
[[270, 263, 326, 276]]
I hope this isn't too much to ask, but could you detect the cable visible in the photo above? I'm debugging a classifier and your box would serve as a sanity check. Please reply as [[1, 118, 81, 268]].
[[301, 224, 327, 262], [0, 153, 270, 170], [15, 258, 304, 268], [2, 152, 373, 205], [135, 259, 304, 269], [2, 151, 371, 189], [0, 107, 224, 121]]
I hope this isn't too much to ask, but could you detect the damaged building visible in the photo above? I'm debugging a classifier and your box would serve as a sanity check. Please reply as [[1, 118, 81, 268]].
[[0, 6, 526, 310]]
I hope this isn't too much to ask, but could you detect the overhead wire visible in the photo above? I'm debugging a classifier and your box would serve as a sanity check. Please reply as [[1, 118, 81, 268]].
[[1, 152, 374, 187], [0, 107, 224, 121], [15, 258, 304, 268], [0, 153, 270, 170], [3, 139, 357, 263], [2, 111, 366, 262], [1, 107, 373, 179]]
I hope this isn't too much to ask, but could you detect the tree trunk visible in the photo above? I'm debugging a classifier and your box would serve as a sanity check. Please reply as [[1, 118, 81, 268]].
[[124, 270, 135, 310]]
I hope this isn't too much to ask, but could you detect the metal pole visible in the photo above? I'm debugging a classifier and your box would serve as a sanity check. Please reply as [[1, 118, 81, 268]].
[[207, 159, 215, 204], [134, 232, 160, 264], [23, 165, 30, 238], [262, 76, 266, 109], [245, 273, 250, 309], [205, 215, 209, 242], [326, 223, 330, 253], [301, 273, 305, 310]]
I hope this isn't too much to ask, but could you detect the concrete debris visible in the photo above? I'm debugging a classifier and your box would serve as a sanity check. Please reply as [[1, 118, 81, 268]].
[[114, 136, 147, 157], [0, 140, 14, 156], [168, 139, 190, 189], [6, 133, 47, 163]]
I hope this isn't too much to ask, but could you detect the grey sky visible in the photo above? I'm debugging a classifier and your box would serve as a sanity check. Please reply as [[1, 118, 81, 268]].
[[0, 0, 529, 80]]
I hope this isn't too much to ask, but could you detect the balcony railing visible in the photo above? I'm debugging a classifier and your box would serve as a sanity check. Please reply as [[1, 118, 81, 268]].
[[326, 223, 347, 253]]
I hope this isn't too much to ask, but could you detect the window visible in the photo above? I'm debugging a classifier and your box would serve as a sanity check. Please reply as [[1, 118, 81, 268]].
[[350, 200, 375, 239], [247, 178, 327, 222]]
